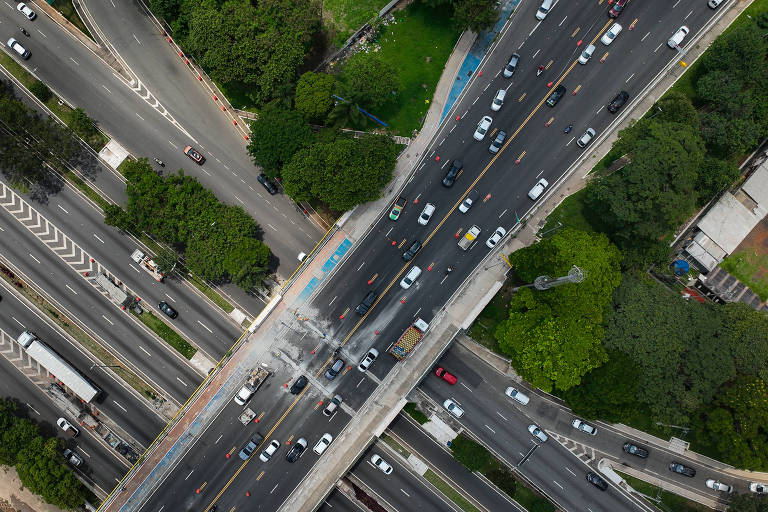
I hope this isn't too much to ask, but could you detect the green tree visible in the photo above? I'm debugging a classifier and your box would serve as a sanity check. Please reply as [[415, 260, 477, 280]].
[[67, 107, 98, 141], [29, 81, 52, 102], [451, 0, 499, 32], [494, 229, 622, 391], [282, 134, 398, 211], [450, 434, 494, 472], [696, 157, 740, 201], [16, 437, 86, 509], [722, 303, 768, 380], [728, 492, 768, 512], [341, 52, 400, 108], [150, 0, 181, 21], [294, 71, 336, 122], [653, 91, 699, 127], [247, 105, 314, 177], [153, 247, 179, 274]]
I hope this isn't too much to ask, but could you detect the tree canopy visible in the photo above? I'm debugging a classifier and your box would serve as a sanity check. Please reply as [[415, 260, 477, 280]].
[[246, 105, 314, 178], [494, 229, 622, 391], [341, 52, 400, 109], [294, 72, 337, 123]]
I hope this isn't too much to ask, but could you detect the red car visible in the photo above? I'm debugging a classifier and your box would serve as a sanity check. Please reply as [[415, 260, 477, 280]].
[[184, 145, 205, 165], [435, 367, 457, 385], [608, 0, 628, 18]]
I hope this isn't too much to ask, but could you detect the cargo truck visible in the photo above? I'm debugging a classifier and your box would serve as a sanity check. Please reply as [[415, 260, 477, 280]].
[[130, 249, 165, 282], [458, 225, 480, 250], [388, 319, 429, 360], [234, 367, 270, 406]]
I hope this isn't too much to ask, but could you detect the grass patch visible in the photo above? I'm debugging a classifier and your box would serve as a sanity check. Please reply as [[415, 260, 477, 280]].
[[381, 434, 410, 458], [403, 402, 429, 424], [130, 309, 197, 359], [0, 262, 158, 400], [424, 469, 481, 512], [539, 188, 599, 235], [617, 471, 711, 512], [719, 251, 768, 301], [324, 0, 384, 47], [372, 3, 461, 136], [50, 0, 93, 41]]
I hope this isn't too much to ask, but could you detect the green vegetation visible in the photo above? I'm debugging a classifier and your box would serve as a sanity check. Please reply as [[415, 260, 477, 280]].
[[247, 105, 314, 178], [105, 159, 271, 292], [617, 472, 711, 512], [728, 491, 768, 511], [0, 262, 158, 399], [424, 469, 481, 512], [67, 107, 106, 151], [50, 0, 93, 40], [450, 434, 554, 512], [403, 402, 429, 424], [381, 434, 410, 458], [0, 398, 87, 509], [720, 251, 768, 301], [467, 285, 510, 352], [323, 0, 382, 47], [131, 308, 196, 359]]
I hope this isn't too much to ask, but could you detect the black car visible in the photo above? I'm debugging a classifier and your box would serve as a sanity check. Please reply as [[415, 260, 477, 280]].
[[289, 376, 308, 394], [402, 240, 422, 262], [669, 462, 696, 477], [489, 130, 507, 154], [355, 291, 378, 315], [623, 442, 649, 458], [257, 173, 278, 195], [158, 301, 178, 319], [586, 472, 608, 491], [442, 159, 463, 187], [607, 90, 629, 113], [546, 85, 566, 107], [285, 438, 307, 463]]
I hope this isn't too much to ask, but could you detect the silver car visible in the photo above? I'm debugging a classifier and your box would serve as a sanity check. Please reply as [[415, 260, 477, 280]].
[[578, 44, 595, 65], [473, 116, 493, 141], [418, 203, 435, 226], [528, 424, 548, 442], [577, 128, 596, 148]]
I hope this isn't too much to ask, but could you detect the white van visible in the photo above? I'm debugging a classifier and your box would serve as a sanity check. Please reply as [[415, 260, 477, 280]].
[[400, 266, 422, 289], [528, 178, 549, 200]]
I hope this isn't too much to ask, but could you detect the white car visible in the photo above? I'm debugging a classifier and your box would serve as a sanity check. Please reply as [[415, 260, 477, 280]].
[[358, 348, 379, 371], [572, 418, 598, 435], [528, 178, 549, 200], [750, 482, 768, 494], [313, 433, 333, 455], [259, 439, 280, 462], [443, 399, 464, 418], [17, 2, 36, 20], [706, 479, 733, 493], [668, 26, 690, 48], [601, 23, 622, 45], [536, 0, 553, 20], [418, 203, 435, 226], [371, 454, 393, 474], [399, 266, 422, 289], [708, 0, 725, 7], [473, 116, 493, 141], [491, 89, 506, 111], [485, 227, 507, 249], [504, 386, 530, 405], [57, 417, 79, 437], [6, 38, 30, 59], [578, 44, 595, 64], [577, 128, 596, 148], [528, 424, 548, 442]]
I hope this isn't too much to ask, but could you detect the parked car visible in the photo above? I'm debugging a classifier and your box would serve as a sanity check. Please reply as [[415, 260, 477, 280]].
[[257, 173, 278, 195], [239, 433, 265, 460], [358, 348, 379, 372], [607, 90, 630, 113], [57, 417, 79, 437], [578, 44, 596, 64], [435, 367, 457, 385], [489, 130, 507, 154], [577, 128, 596, 148], [389, 196, 406, 221], [486, 227, 507, 248], [418, 203, 435, 225], [158, 301, 178, 319], [528, 424, 548, 442], [587, 472, 608, 491], [17, 2, 35, 20], [443, 399, 464, 418], [313, 433, 333, 455], [400, 266, 422, 289], [669, 462, 696, 477], [442, 160, 463, 187], [183, 145, 205, 164], [491, 89, 506, 111], [601, 23, 623, 45], [458, 189, 480, 213], [371, 454, 393, 474], [572, 418, 597, 435], [750, 482, 768, 494], [608, 0, 628, 18], [546, 85, 566, 107], [708, 0, 725, 7], [63, 449, 83, 467], [6, 38, 29, 59], [473, 116, 493, 141], [259, 439, 280, 462], [623, 442, 649, 458], [285, 438, 307, 463], [528, 178, 549, 200], [503, 53, 520, 78], [668, 26, 690, 48], [504, 386, 530, 405], [706, 480, 733, 493], [402, 240, 422, 262], [289, 375, 308, 394]]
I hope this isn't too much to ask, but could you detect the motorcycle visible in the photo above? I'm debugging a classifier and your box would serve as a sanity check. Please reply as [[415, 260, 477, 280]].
[[564, 124, 573, 134], [445, 266, 453, 274], [536, 66, 544, 77], [153, 157, 165, 167], [19, 27, 30, 37]]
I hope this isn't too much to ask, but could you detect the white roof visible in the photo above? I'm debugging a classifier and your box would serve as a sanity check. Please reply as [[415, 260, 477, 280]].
[[742, 163, 768, 206], [684, 240, 719, 271], [697, 192, 761, 255]]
